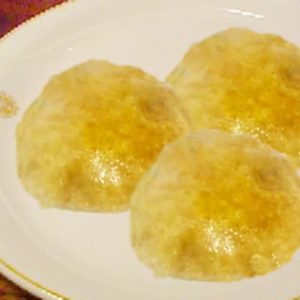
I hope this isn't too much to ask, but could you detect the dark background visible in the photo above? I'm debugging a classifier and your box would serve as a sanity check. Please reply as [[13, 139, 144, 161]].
[[0, 0, 65, 37]]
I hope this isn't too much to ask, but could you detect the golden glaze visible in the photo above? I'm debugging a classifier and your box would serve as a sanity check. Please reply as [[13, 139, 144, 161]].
[[167, 28, 300, 166], [17, 60, 189, 212], [131, 130, 300, 281]]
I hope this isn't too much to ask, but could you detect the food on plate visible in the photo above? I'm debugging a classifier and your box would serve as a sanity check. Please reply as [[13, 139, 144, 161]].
[[0, 91, 18, 118], [131, 130, 300, 281], [167, 28, 300, 166], [17, 60, 189, 212]]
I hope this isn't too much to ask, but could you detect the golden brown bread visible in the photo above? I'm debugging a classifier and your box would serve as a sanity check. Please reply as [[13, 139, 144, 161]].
[[167, 28, 300, 167], [131, 130, 300, 281], [17, 60, 189, 212]]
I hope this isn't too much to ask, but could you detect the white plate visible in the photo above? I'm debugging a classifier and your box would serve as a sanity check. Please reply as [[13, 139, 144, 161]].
[[1, 0, 300, 299]]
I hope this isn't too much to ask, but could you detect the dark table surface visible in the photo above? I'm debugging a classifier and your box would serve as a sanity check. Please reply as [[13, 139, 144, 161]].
[[0, 0, 65, 37]]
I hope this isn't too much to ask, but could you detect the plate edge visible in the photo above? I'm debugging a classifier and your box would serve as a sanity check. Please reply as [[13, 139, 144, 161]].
[[0, 0, 76, 45], [0, 2, 75, 296], [0, 258, 69, 300]]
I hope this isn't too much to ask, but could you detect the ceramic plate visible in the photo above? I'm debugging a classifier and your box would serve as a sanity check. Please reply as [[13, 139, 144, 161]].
[[0, 0, 300, 299]]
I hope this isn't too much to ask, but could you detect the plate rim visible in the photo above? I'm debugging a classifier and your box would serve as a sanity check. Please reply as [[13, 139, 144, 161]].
[[0, 1, 74, 298], [0, 0, 74, 45], [0, 258, 68, 299]]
